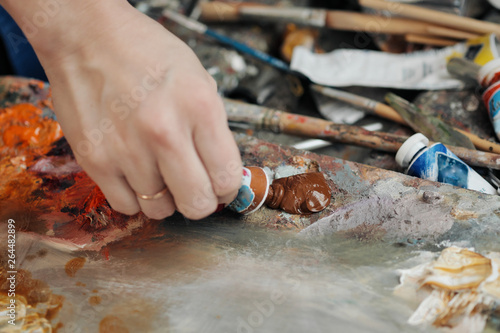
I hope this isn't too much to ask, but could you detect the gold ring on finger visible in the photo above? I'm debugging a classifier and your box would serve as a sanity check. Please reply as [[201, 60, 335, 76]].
[[136, 187, 168, 200]]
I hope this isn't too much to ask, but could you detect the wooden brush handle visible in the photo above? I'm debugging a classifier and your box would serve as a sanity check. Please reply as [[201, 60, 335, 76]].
[[359, 0, 500, 35], [199, 1, 266, 21], [405, 34, 457, 46], [375, 102, 500, 154], [202, 2, 487, 41], [325, 11, 430, 35], [310, 86, 500, 154], [277, 112, 500, 169], [374, 103, 405, 125], [224, 99, 500, 169], [325, 11, 466, 38], [426, 26, 480, 40], [379, 101, 500, 154], [279, 112, 408, 152]]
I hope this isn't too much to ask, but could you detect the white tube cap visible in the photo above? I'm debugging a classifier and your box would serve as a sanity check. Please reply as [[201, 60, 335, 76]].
[[478, 58, 500, 87], [396, 133, 430, 168]]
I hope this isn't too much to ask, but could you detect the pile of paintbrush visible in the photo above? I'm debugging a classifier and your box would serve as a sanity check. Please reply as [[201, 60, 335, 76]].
[[161, 1, 500, 174], [199, 0, 500, 47]]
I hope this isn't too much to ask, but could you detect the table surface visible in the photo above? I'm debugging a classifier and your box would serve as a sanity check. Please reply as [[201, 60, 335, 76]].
[[1, 76, 500, 332]]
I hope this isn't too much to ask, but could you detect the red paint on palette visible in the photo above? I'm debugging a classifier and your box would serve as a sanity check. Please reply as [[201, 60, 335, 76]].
[[102, 247, 110, 261]]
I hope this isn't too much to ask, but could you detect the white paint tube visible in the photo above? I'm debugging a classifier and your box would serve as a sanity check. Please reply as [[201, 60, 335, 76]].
[[290, 44, 467, 90]]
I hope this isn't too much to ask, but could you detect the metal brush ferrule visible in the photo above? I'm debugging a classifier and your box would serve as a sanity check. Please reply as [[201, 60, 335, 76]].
[[239, 7, 326, 27], [224, 99, 282, 133]]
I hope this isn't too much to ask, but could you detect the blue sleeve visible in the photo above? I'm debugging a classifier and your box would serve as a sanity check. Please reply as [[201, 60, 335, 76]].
[[0, 6, 47, 82]]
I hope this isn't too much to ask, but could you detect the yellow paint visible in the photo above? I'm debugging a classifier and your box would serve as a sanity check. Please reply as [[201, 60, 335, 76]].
[[447, 34, 499, 66]]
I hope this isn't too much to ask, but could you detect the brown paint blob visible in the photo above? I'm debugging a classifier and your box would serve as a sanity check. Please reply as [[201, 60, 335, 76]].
[[99, 315, 129, 333], [37, 248, 48, 257], [265, 172, 331, 215], [65, 257, 86, 277], [75, 281, 86, 287], [6, 269, 51, 306], [89, 295, 102, 306]]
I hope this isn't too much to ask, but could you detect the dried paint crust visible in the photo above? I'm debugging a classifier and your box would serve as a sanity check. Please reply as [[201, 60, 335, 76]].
[[235, 135, 500, 242], [1, 76, 500, 247]]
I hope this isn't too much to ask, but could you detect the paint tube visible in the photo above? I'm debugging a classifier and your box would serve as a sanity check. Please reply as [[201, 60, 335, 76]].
[[396, 133, 497, 195], [475, 58, 500, 141], [226, 166, 332, 215], [478, 58, 500, 87], [463, 33, 500, 66], [227, 167, 269, 214], [482, 81, 500, 142], [290, 44, 467, 90], [290, 32, 500, 90]]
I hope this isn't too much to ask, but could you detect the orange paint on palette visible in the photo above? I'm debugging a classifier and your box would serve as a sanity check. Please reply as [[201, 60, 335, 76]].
[[0, 80, 147, 250], [89, 295, 102, 306], [65, 257, 87, 277], [99, 315, 130, 333], [0, 103, 63, 154]]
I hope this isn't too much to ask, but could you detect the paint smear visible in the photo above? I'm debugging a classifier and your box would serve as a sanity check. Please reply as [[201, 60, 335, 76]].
[[0, 101, 148, 251], [89, 295, 102, 306], [65, 257, 86, 277], [99, 315, 130, 333]]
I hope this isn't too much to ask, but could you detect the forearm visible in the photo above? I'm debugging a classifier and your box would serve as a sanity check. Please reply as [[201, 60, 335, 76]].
[[0, 0, 135, 64], [1, 0, 242, 220]]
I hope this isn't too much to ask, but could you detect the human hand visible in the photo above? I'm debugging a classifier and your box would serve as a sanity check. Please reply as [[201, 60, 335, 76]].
[[26, 1, 242, 220]]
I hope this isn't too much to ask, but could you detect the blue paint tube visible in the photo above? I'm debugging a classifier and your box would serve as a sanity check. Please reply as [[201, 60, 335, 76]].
[[396, 133, 497, 195]]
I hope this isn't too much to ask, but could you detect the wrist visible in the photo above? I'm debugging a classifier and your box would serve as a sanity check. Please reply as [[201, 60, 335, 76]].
[[1, 0, 136, 67]]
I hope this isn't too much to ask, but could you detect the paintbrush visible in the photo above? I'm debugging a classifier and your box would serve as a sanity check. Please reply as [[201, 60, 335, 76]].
[[385, 93, 476, 150], [224, 98, 500, 170], [162, 9, 291, 73], [200, 1, 478, 40], [311, 85, 406, 125], [405, 34, 458, 47], [446, 57, 481, 85], [162, 9, 496, 155], [359, 0, 500, 35], [311, 85, 500, 154]]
